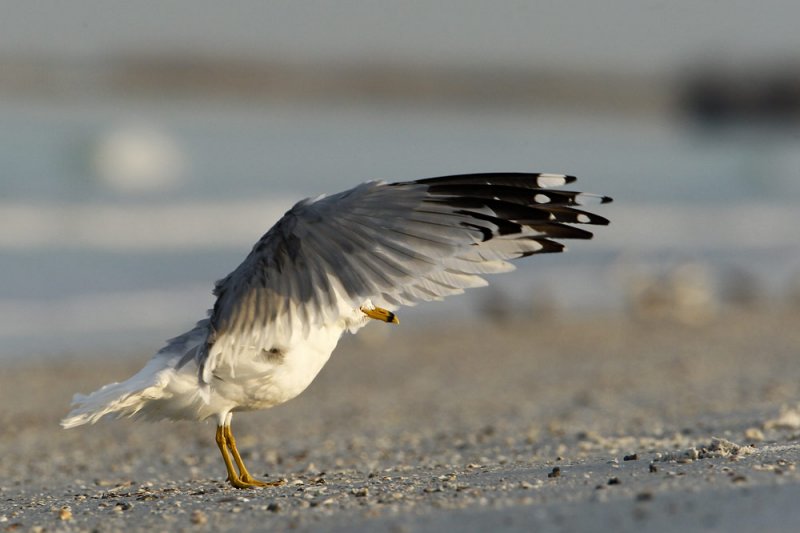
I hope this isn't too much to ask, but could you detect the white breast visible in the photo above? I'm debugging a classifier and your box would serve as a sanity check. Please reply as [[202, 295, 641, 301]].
[[215, 303, 375, 407], [207, 323, 344, 412]]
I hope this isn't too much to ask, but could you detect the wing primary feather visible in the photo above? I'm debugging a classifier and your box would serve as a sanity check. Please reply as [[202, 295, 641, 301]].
[[423, 184, 611, 206], [410, 172, 577, 188]]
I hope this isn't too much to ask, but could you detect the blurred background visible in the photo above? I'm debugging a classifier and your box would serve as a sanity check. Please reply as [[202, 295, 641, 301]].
[[1, 0, 799, 358]]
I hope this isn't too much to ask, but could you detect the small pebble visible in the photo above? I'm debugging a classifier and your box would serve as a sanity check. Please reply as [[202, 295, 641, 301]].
[[636, 491, 653, 502], [649, 464, 658, 473], [623, 454, 639, 461], [58, 506, 72, 521], [607, 477, 621, 485], [267, 502, 281, 513], [190, 510, 207, 525], [547, 467, 561, 478], [113, 502, 133, 512], [352, 487, 369, 497], [744, 428, 765, 442]]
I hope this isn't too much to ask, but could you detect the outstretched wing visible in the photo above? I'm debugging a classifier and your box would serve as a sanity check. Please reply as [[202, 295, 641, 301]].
[[204, 173, 610, 377]]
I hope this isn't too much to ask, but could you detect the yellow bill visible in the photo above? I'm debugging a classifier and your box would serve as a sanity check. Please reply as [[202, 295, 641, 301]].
[[361, 306, 400, 324]]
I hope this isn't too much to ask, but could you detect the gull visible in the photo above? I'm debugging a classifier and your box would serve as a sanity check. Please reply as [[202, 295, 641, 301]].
[[61, 172, 611, 488]]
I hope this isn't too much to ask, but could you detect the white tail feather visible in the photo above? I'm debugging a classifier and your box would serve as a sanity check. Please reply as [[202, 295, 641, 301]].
[[60, 355, 175, 428], [61, 320, 211, 427]]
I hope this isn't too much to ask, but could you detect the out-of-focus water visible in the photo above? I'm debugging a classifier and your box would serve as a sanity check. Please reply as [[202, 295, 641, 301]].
[[2, 98, 799, 357]]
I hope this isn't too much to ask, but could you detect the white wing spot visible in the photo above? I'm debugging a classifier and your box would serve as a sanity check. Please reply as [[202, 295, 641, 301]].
[[538, 174, 567, 188], [574, 192, 606, 206], [534, 193, 550, 204]]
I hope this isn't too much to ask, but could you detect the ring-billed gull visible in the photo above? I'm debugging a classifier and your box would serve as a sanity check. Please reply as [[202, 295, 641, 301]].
[[62, 172, 611, 488]]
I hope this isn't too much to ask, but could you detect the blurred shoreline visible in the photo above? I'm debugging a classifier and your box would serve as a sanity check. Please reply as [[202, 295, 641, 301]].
[[3, 54, 798, 121], [0, 55, 671, 115]]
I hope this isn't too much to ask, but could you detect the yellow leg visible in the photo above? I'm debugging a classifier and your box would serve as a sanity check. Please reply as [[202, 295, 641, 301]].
[[215, 425, 284, 489], [360, 306, 399, 324], [225, 425, 278, 487], [215, 425, 249, 489]]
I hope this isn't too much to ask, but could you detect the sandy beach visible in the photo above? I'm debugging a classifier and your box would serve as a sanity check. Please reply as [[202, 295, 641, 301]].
[[2, 309, 800, 532]]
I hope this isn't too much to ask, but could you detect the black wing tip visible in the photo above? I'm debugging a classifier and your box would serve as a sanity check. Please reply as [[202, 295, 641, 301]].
[[589, 213, 611, 226], [520, 238, 566, 256], [600, 195, 613, 204], [413, 172, 575, 185]]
